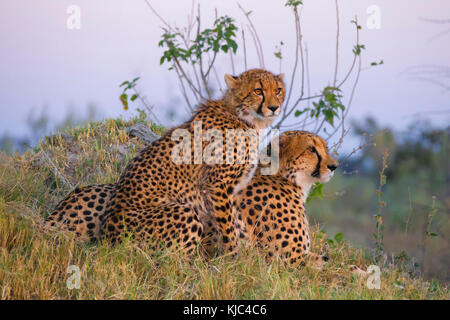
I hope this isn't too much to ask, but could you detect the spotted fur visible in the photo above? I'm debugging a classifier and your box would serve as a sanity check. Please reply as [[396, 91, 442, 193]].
[[45, 69, 286, 255], [234, 131, 338, 267], [45, 184, 115, 242]]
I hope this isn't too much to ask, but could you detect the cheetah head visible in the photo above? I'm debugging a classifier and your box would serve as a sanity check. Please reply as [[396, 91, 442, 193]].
[[278, 131, 338, 193], [224, 69, 285, 129]]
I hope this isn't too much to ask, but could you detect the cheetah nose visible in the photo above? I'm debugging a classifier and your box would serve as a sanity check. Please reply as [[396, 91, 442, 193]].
[[268, 105, 279, 113], [327, 164, 338, 172]]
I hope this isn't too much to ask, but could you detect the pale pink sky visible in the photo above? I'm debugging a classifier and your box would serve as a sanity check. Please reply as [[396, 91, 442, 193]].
[[0, 0, 449, 140]]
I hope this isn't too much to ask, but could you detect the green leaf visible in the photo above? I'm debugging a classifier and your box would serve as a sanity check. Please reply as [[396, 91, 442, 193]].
[[119, 81, 129, 87], [285, 0, 303, 7], [306, 182, 324, 203], [130, 94, 138, 102], [371, 60, 384, 67], [120, 93, 128, 110], [334, 232, 343, 243], [353, 44, 366, 56]]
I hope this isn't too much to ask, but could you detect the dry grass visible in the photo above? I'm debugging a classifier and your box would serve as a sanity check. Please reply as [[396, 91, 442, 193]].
[[0, 118, 448, 300]]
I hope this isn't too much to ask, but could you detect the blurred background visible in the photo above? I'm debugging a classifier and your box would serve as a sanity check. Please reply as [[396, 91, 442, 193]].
[[0, 0, 448, 282]]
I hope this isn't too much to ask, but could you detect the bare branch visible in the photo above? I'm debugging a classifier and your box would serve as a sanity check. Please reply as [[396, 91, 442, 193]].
[[336, 17, 360, 89], [419, 17, 450, 24], [238, 3, 265, 68], [204, 52, 218, 78], [144, 0, 175, 32], [246, 25, 263, 68], [173, 64, 194, 113], [273, 6, 305, 129], [241, 27, 248, 71], [426, 27, 450, 43], [229, 50, 236, 75], [211, 62, 224, 95], [337, 132, 370, 166], [283, 6, 301, 111], [174, 57, 204, 100], [412, 77, 450, 91], [303, 43, 311, 127], [131, 86, 163, 125], [196, 4, 212, 99], [333, 0, 340, 87], [326, 49, 363, 141]]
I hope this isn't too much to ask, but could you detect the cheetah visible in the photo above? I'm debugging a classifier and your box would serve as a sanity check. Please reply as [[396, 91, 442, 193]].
[[45, 184, 116, 242], [46, 69, 286, 254], [234, 130, 338, 267]]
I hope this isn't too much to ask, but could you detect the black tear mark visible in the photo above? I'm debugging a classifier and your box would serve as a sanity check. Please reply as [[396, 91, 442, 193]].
[[257, 80, 265, 115], [311, 147, 321, 178]]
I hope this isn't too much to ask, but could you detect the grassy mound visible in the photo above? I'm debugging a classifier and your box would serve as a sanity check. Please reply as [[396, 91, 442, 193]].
[[0, 119, 448, 299]]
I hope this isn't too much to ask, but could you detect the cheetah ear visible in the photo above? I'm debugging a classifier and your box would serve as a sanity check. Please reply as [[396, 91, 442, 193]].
[[277, 73, 285, 82], [224, 74, 240, 89]]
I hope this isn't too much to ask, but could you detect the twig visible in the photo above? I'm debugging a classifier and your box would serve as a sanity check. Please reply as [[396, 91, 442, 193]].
[[419, 17, 450, 24], [131, 87, 163, 125], [196, 4, 212, 99], [336, 16, 361, 89], [325, 17, 363, 141], [173, 64, 194, 113], [301, 43, 312, 129], [336, 133, 369, 166], [283, 5, 301, 112], [326, 52, 362, 140], [144, 0, 175, 32], [333, 0, 340, 87], [229, 50, 236, 75], [405, 187, 414, 235], [246, 25, 263, 68], [241, 27, 248, 71], [209, 58, 224, 94], [273, 6, 305, 129], [173, 57, 204, 100], [238, 3, 265, 68], [204, 52, 218, 79]]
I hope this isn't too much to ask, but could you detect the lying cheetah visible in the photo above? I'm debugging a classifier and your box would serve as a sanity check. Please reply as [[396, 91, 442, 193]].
[[46, 69, 286, 254], [45, 184, 115, 241], [235, 131, 338, 266]]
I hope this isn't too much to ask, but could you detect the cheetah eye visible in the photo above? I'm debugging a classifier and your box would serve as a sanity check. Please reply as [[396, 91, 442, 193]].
[[308, 146, 315, 153], [275, 88, 281, 95], [254, 88, 263, 95]]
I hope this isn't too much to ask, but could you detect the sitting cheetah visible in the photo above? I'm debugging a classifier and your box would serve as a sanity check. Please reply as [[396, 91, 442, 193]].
[[46, 69, 286, 254], [235, 131, 338, 266]]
